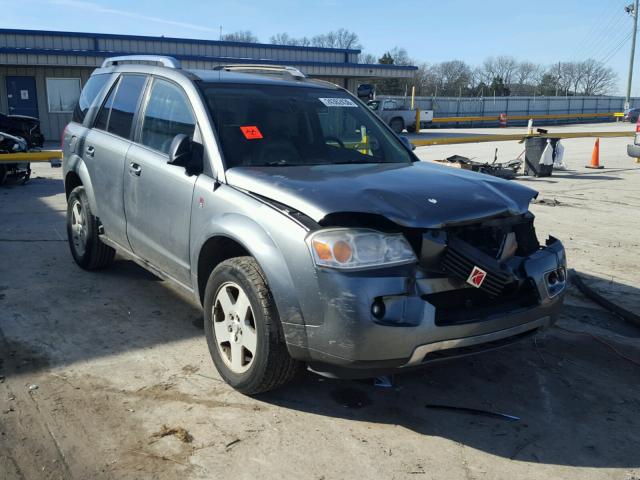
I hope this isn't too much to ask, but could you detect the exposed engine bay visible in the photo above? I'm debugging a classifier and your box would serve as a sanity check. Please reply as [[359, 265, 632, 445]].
[[0, 113, 44, 185]]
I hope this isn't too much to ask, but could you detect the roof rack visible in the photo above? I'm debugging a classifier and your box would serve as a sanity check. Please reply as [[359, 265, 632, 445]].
[[101, 55, 181, 69], [214, 64, 306, 79]]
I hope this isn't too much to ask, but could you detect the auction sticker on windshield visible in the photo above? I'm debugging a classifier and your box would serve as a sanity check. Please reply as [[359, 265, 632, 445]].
[[240, 125, 263, 140], [319, 98, 358, 108]]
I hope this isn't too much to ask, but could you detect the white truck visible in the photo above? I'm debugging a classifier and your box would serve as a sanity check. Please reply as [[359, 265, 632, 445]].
[[367, 99, 434, 133]]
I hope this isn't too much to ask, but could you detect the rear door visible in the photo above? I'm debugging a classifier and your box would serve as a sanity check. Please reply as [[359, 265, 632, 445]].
[[85, 74, 148, 249], [5, 76, 38, 117], [124, 77, 198, 285]]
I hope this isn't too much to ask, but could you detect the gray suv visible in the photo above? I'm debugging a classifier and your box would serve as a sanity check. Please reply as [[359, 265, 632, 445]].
[[63, 56, 566, 394]]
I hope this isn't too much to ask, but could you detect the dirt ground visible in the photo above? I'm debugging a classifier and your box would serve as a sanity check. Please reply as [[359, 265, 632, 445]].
[[1, 122, 639, 480]]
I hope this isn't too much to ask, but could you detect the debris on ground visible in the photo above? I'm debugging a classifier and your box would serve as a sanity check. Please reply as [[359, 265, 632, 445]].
[[532, 198, 562, 207], [28, 384, 39, 391], [425, 404, 520, 422], [151, 425, 193, 444], [431, 153, 522, 179], [373, 375, 394, 388], [225, 439, 241, 449], [181, 365, 200, 374]]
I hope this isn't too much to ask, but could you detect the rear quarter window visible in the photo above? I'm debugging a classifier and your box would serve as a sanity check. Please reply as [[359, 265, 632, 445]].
[[72, 74, 112, 124]]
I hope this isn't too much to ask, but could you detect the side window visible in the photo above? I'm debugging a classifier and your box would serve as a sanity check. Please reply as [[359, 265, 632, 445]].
[[73, 74, 112, 124], [94, 75, 147, 139], [93, 80, 117, 131], [383, 100, 397, 110], [141, 79, 195, 154]]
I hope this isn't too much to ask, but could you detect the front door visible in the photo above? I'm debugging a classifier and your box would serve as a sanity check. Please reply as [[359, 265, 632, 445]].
[[124, 77, 198, 286], [5, 76, 38, 117]]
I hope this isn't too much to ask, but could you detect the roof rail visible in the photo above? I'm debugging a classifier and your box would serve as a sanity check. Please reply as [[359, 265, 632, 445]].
[[214, 64, 306, 79], [101, 55, 181, 69]]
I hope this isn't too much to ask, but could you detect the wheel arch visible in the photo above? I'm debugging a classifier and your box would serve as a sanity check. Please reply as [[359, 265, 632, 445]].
[[193, 214, 306, 329], [64, 157, 98, 213]]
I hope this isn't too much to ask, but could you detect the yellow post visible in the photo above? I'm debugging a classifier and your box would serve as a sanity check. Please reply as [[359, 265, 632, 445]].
[[415, 108, 421, 134], [410, 86, 415, 110], [359, 126, 369, 155]]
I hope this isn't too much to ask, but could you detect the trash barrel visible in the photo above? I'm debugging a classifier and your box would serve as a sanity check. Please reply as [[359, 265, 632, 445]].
[[524, 137, 559, 177]]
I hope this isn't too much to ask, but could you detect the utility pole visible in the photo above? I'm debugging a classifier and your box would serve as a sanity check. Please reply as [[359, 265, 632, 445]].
[[625, 0, 639, 111]]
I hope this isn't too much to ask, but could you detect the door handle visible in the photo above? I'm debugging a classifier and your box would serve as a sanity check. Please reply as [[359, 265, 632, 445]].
[[129, 162, 142, 176], [85, 146, 95, 157]]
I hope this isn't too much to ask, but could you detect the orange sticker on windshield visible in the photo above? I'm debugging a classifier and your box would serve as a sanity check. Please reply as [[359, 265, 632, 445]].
[[240, 125, 263, 140]]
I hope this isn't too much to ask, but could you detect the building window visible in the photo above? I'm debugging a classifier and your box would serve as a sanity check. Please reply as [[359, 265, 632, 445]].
[[46, 78, 81, 113]]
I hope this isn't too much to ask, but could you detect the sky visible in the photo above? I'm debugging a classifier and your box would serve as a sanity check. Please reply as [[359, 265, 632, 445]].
[[1, 0, 639, 95]]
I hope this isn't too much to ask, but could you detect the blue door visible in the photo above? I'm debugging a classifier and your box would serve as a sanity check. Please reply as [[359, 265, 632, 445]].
[[5, 76, 38, 117]]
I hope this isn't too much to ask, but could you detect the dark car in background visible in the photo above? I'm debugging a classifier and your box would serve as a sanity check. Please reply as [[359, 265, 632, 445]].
[[0, 112, 44, 184], [624, 108, 640, 123], [0, 112, 44, 149]]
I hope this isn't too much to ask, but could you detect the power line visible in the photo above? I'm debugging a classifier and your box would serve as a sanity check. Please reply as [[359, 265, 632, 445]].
[[578, 3, 625, 58], [600, 30, 633, 64], [573, 1, 629, 60]]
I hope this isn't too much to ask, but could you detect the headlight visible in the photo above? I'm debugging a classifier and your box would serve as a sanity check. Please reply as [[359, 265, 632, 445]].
[[306, 228, 417, 270]]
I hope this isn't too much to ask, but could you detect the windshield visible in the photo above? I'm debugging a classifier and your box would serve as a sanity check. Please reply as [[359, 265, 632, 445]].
[[199, 83, 412, 168]]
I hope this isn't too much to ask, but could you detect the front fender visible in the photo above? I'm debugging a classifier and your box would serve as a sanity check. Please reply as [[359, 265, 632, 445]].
[[189, 182, 314, 358]]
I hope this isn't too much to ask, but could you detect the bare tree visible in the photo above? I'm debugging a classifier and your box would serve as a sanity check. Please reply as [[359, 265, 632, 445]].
[[311, 29, 362, 49], [516, 61, 543, 86], [435, 60, 473, 96], [270, 33, 312, 46], [412, 63, 437, 95], [387, 47, 412, 66], [580, 59, 617, 95], [560, 62, 584, 95], [270, 33, 293, 45], [221, 30, 259, 43], [478, 55, 519, 86], [359, 52, 378, 64]]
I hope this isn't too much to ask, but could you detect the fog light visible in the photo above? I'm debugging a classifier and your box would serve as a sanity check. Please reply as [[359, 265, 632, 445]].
[[548, 270, 559, 285], [371, 298, 386, 319]]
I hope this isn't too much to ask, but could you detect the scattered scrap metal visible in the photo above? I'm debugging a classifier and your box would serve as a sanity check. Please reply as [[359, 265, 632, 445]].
[[425, 404, 521, 421], [433, 153, 522, 180]]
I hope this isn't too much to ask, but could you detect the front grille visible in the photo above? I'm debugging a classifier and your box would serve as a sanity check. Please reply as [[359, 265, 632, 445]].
[[442, 236, 517, 297]]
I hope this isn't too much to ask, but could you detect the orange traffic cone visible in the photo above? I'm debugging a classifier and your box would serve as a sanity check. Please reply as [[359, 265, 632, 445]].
[[586, 138, 604, 169]]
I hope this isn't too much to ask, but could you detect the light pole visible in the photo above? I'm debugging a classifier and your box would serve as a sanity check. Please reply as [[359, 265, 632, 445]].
[[625, 0, 639, 111]]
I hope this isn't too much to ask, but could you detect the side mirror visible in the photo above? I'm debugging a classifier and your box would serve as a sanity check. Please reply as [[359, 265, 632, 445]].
[[399, 135, 416, 151], [168, 134, 192, 167]]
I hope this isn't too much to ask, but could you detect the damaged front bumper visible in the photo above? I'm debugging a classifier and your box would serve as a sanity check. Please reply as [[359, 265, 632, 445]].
[[302, 237, 566, 378]]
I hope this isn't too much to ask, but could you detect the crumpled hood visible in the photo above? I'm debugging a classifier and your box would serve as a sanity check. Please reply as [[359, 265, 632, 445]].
[[225, 161, 538, 228]]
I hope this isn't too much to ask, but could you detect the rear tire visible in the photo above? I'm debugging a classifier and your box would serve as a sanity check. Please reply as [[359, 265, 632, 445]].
[[406, 125, 416, 133], [66, 186, 115, 270], [204, 256, 300, 394], [390, 117, 404, 134]]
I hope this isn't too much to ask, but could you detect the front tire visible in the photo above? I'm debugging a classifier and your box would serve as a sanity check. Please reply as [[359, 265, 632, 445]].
[[66, 186, 115, 270], [204, 257, 300, 394]]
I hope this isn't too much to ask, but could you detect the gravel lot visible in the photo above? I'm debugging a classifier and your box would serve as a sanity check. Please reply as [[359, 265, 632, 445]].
[[1, 123, 639, 480]]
